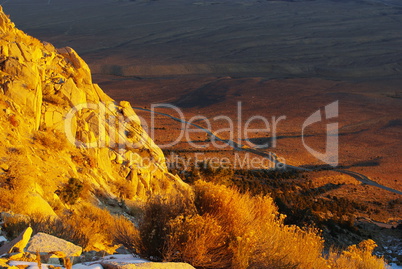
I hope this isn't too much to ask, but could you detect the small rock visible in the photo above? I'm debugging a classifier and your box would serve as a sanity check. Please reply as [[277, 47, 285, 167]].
[[78, 250, 109, 263], [26, 233, 82, 257], [115, 247, 131, 255], [48, 255, 61, 265]]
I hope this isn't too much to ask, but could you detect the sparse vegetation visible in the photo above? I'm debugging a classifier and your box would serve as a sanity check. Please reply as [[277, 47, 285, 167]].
[[138, 194, 195, 259], [112, 179, 137, 200], [33, 129, 68, 151], [196, 160, 234, 186], [0, 156, 35, 212], [111, 215, 141, 254], [63, 257, 72, 269], [181, 164, 375, 249], [328, 240, 388, 269], [8, 114, 19, 127], [71, 153, 97, 168], [42, 87, 68, 106], [55, 178, 84, 205]]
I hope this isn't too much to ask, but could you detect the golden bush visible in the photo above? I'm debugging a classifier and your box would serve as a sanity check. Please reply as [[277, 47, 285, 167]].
[[164, 214, 231, 268], [142, 180, 388, 269], [0, 155, 35, 212], [193, 181, 328, 269], [138, 194, 195, 259], [329, 239, 388, 269], [112, 179, 137, 200], [110, 215, 140, 254]]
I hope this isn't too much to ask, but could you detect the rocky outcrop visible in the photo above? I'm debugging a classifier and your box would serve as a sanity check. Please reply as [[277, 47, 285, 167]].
[[0, 6, 189, 216]]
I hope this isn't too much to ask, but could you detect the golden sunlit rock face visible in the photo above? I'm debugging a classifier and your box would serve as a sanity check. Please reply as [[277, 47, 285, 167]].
[[0, 6, 188, 217]]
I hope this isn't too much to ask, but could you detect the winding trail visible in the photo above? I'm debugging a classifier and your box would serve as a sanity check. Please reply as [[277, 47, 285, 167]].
[[133, 107, 402, 196], [334, 169, 402, 195]]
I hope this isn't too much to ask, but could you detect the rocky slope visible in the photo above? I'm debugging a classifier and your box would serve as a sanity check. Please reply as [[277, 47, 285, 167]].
[[0, 6, 188, 217]]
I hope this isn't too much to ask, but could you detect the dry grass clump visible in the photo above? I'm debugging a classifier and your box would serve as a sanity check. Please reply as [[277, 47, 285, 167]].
[[33, 129, 68, 151], [112, 179, 137, 200], [328, 239, 389, 269], [55, 178, 84, 205], [111, 215, 141, 254], [192, 181, 327, 269], [71, 153, 97, 168], [164, 214, 231, 268], [65, 205, 131, 251], [8, 114, 19, 127], [42, 88, 68, 106], [0, 156, 35, 212], [138, 194, 195, 259]]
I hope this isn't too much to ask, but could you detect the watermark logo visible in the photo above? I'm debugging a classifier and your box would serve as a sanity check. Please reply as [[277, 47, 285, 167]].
[[63, 100, 340, 170], [302, 101, 339, 167]]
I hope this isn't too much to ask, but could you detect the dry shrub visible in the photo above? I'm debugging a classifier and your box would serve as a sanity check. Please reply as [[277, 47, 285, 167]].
[[33, 129, 68, 151], [113, 179, 137, 200], [138, 194, 195, 259], [111, 215, 140, 254], [127, 201, 145, 220], [63, 257, 72, 269], [156, 181, 387, 269], [164, 214, 231, 268], [65, 205, 140, 252], [1, 214, 31, 239], [192, 181, 327, 269], [0, 156, 35, 212], [0, 157, 34, 192], [8, 114, 19, 127], [43, 90, 68, 106], [65, 205, 121, 251], [71, 153, 96, 168], [328, 239, 389, 269], [0, 188, 15, 211], [55, 178, 83, 205]]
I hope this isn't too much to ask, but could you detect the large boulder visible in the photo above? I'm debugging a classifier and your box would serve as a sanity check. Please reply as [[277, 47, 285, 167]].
[[26, 233, 82, 257], [0, 227, 32, 255]]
